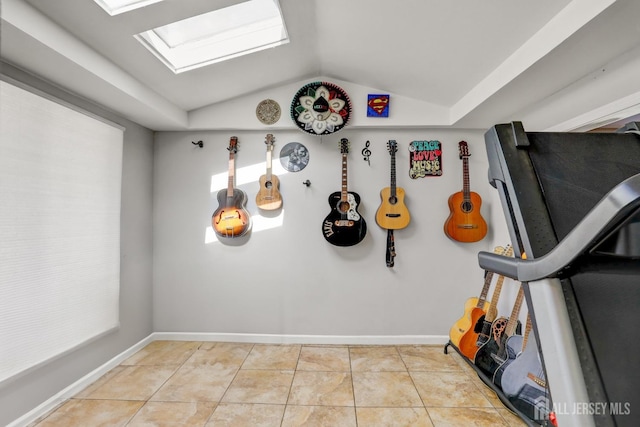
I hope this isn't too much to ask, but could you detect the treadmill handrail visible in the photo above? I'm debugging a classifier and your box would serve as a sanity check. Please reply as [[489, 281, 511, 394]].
[[478, 173, 640, 281]]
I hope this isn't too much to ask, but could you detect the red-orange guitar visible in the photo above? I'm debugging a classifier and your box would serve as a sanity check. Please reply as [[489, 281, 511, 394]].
[[444, 141, 487, 242]]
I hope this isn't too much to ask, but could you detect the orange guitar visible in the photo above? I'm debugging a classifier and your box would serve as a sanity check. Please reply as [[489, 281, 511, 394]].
[[444, 141, 487, 242], [457, 245, 513, 360], [212, 137, 251, 238], [449, 245, 511, 352]]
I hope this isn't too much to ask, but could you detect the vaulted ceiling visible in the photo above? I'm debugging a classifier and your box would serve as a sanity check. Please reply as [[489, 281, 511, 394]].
[[2, 0, 640, 132]]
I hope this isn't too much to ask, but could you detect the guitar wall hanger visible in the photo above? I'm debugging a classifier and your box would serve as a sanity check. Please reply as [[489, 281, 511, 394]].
[[302, 180, 311, 187], [191, 140, 203, 148]]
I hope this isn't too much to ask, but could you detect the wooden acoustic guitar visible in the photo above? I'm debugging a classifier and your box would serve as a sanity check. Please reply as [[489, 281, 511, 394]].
[[376, 140, 410, 267], [376, 140, 410, 230], [322, 138, 367, 246], [474, 284, 525, 386], [255, 133, 283, 211], [212, 137, 251, 238], [453, 245, 513, 360], [444, 141, 487, 242]]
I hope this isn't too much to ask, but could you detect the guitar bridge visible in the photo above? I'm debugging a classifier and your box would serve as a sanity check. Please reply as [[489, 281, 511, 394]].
[[385, 213, 401, 218], [335, 219, 354, 227], [457, 224, 479, 229]]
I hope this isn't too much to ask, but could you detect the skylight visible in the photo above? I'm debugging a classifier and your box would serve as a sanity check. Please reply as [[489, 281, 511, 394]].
[[134, 0, 289, 73], [94, 0, 164, 16]]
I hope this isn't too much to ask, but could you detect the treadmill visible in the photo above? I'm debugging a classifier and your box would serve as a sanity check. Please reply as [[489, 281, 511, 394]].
[[478, 121, 640, 427]]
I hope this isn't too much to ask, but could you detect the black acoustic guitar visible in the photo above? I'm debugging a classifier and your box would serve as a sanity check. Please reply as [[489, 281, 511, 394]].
[[322, 138, 367, 246], [474, 284, 524, 386]]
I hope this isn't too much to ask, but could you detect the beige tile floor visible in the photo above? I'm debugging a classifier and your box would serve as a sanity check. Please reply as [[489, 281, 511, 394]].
[[31, 341, 529, 426]]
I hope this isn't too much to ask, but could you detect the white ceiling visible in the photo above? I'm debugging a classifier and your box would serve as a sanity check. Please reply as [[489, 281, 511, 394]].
[[2, 0, 640, 132]]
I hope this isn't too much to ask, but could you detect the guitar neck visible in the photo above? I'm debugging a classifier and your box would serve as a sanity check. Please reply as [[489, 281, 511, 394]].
[[265, 147, 273, 180], [522, 313, 532, 351], [341, 152, 349, 202], [476, 271, 495, 308], [462, 156, 471, 200], [227, 151, 235, 198], [485, 274, 506, 322], [390, 150, 397, 197], [505, 286, 525, 337]]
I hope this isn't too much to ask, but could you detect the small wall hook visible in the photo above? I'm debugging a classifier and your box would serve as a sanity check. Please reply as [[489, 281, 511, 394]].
[[192, 140, 203, 148], [302, 180, 311, 187]]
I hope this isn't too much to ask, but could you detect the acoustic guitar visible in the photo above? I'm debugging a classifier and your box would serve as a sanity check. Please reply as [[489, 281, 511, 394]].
[[474, 284, 525, 386], [255, 133, 283, 211], [376, 140, 410, 230], [212, 137, 251, 238], [501, 314, 551, 422], [444, 140, 487, 242], [475, 253, 510, 349], [455, 245, 513, 360], [322, 138, 367, 246]]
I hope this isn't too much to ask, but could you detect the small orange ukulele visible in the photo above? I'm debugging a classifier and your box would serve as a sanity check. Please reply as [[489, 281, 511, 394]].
[[444, 141, 487, 242]]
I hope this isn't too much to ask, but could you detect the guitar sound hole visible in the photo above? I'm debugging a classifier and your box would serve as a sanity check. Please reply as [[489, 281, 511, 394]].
[[388, 196, 397, 205], [337, 201, 350, 214], [265, 181, 272, 189], [460, 201, 473, 213]]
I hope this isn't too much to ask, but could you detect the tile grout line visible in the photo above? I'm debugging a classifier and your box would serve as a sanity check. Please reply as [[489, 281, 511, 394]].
[[278, 344, 303, 427], [124, 341, 203, 426], [202, 342, 256, 426]]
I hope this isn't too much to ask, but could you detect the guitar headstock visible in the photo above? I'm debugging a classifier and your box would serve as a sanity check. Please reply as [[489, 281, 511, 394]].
[[387, 140, 398, 155], [458, 140, 470, 159], [264, 134, 275, 150], [339, 138, 350, 154], [228, 136, 239, 153], [492, 244, 513, 257]]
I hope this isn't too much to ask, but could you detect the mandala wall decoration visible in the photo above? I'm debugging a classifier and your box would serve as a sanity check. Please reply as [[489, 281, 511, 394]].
[[290, 81, 352, 135], [256, 99, 281, 125]]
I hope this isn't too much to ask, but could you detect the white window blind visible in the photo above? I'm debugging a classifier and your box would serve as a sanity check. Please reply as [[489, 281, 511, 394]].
[[0, 80, 123, 384]]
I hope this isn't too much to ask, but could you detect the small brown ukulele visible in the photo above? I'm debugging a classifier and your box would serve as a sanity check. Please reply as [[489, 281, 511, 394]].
[[255, 134, 282, 211], [444, 140, 487, 242], [212, 137, 251, 238]]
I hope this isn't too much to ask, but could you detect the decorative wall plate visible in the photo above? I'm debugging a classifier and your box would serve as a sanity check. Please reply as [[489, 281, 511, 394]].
[[290, 82, 351, 135], [279, 142, 309, 172], [256, 99, 281, 125]]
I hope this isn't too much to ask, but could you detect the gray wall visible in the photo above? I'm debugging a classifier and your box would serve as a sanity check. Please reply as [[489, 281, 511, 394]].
[[153, 129, 516, 338], [0, 62, 154, 426]]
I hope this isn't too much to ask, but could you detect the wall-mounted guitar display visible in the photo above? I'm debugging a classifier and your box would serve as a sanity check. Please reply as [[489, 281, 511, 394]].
[[444, 140, 487, 243], [212, 136, 251, 238], [322, 138, 367, 246]]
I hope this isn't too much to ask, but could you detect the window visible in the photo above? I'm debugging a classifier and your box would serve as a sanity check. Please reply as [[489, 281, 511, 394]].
[[0, 79, 123, 383], [134, 0, 289, 73], [94, 0, 164, 16]]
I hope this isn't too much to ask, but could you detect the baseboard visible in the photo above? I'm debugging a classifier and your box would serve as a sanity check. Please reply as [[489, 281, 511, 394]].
[[150, 332, 449, 345], [9, 332, 448, 426], [8, 335, 154, 427]]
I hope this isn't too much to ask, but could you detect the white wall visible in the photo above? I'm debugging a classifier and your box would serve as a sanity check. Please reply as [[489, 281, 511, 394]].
[[153, 127, 519, 340]]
